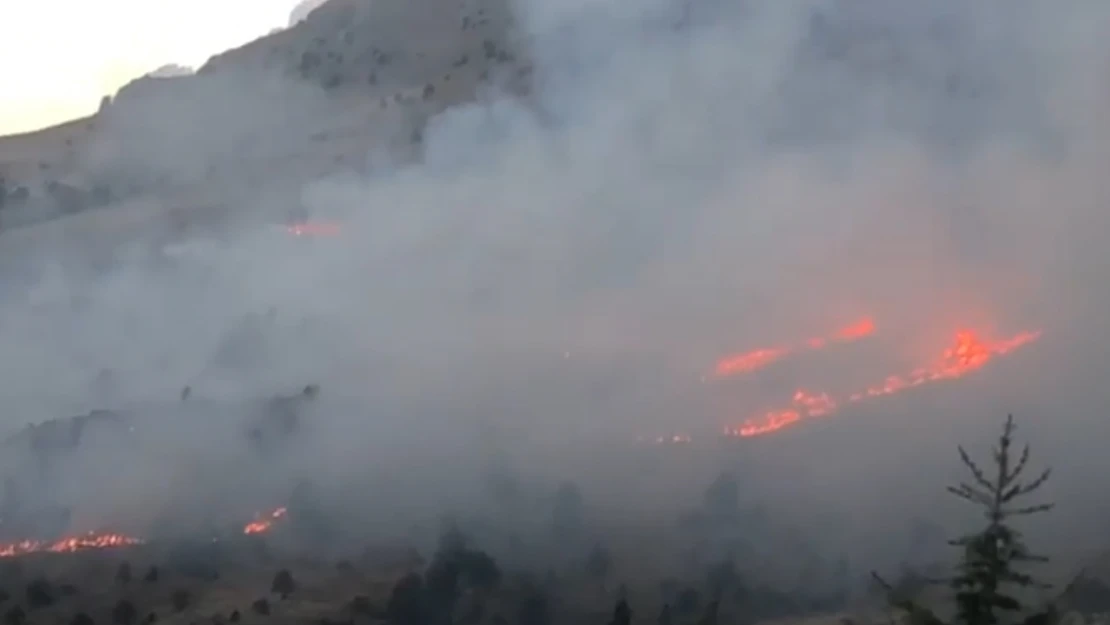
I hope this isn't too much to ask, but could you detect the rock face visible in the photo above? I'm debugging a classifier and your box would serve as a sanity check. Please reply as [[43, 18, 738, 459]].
[[202, 0, 518, 90]]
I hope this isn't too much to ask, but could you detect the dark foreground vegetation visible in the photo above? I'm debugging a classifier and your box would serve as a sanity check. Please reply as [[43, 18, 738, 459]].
[[0, 415, 1108, 625]]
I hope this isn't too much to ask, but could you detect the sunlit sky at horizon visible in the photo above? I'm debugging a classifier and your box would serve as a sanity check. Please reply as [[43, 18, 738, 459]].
[[0, 0, 309, 136]]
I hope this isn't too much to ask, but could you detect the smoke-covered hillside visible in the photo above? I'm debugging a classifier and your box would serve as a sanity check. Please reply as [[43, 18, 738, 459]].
[[0, 1, 1110, 624]]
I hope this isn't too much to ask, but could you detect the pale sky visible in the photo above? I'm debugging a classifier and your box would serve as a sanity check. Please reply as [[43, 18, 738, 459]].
[[0, 0, 304, 136]]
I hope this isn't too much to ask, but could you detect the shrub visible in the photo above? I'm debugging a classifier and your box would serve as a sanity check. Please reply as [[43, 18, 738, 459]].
[[609, 599, 631, 625], [271, 570, 296, 599], [586, 544, 611, 589], [514, 581, 550, 625], [112, 600, 137, 625], [170, 589, 190, 612], [675, 588, 700, 615], [25, 579, 53, 608], [116, 563, 132, 585], [348, 595, 373, 616], [3, 606, 24, 625], [385, 573, 425, 625], [657, 603, 672, 625]]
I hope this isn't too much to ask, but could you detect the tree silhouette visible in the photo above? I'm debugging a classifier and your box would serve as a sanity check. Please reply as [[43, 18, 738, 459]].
[[874, 415, 1061, 625], [657, 603, 673, 625], [271, 570, 296, 599], [552, 481, 584, 538], [947, 415, 1053, 625], [609, 598, 631, 625], [112, 600, 136, 625], [586, 544, 612, 590], [703, 472, 739, 520]]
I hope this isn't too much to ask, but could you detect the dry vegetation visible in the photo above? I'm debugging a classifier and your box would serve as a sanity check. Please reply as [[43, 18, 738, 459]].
[[0, 415, 1106, 625], [0, 2, 1108, 624]]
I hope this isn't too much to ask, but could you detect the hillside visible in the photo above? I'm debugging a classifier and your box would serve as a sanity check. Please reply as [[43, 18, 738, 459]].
[[0, 0, 531, 234]]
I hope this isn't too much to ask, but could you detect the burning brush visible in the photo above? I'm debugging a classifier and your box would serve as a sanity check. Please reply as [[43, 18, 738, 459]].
[[646, 318, 1042, 444], [0, 506, 291, 559], [719, 324, 1041, 438]]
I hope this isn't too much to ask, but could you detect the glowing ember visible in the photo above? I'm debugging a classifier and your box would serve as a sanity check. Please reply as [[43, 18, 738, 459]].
[[654, 434, 692, 445], [243, 507, 288, 535], [845, 330, 1042, 403], [723, 390, 837, 438], [0, 532, 143, 558], [286, 222, 341, 237], [726, 328, 1041, 438], [714, 317, 875, 378]]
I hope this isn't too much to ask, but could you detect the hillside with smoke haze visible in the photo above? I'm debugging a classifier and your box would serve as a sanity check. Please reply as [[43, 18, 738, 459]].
[[1, 1, 1110, 624]]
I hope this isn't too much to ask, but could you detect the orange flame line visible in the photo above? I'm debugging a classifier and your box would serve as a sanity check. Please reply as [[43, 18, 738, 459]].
[[0, 507, 292, 558], [0, 532, 144, 558], [714, 317, 876, 378], [243, 507, 288, 535], [726, 329, 1041, 438]]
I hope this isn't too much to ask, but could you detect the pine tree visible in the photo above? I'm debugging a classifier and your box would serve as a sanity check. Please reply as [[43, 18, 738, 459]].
[[874, 415, 1060, 625], [947, 414, 1053, 625]]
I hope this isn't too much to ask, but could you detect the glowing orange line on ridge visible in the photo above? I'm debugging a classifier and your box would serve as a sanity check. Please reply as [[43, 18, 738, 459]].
[[0, 532, 143, 558], [724, 328, 1041, 438], [0, 505, 292, 558], [243, 507, 288, 535], [714, 317, 876, 378]]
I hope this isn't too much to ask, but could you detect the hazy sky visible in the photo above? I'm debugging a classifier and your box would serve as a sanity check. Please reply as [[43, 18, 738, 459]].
[[0, 0, 301, 136]]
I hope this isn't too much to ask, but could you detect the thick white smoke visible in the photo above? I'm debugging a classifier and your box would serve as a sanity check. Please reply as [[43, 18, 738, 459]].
[[1, 0, 1109, 584]]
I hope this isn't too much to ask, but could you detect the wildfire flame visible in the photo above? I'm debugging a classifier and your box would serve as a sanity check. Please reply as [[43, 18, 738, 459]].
[[286, 222, 341, 237], [243, 507, 288, 535], [714, 317, 875, 378], [0, 506, 292, 559], [0, 532, 143, 558], [724, 328, 1041, 438]]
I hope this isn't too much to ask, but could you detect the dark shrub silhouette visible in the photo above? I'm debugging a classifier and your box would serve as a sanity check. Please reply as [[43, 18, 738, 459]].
[[271, 570, 296, 599], [251, 598, 270, 616], [171, 589, 190, 612], [552, 481, 583, 538], [3, 606, 24, 625], [609, 599, 631, 625], [112, 600, 137, 625], [658, 603, 672, 625], [385, 573, 426, 625], [586, 544, 611, 582], [515, 580, 550, 625], [698, 599, 720, 625], [706, 559, 740, 598], [348, 595, 373, 616], [25, 579, 53, 608], [115, 563, 132, 585], [675, 588, 701, 615], [704, 472, 739, 520]]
